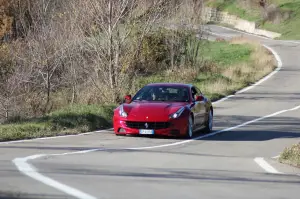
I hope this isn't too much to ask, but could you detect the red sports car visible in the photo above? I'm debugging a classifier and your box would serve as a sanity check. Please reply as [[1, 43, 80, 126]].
[[113, 83, 213, 138]]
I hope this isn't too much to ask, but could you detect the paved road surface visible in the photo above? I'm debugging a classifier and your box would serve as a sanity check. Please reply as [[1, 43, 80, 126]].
[[1, 25, 300, 199]]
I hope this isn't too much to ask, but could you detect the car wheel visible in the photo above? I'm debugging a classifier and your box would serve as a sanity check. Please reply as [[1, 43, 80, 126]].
[[186, 115, 193, 139], [204, 109, 213, 133]]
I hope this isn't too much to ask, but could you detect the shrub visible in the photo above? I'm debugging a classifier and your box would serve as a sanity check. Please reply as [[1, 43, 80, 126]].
[[279, 143, 300, 168]]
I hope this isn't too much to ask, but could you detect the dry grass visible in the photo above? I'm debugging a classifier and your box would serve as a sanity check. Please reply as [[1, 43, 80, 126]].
[[165, 67, 198, 82], [279, 142, 300, 168], [198, 36, 276, 100], [229, 36, 276, 81]]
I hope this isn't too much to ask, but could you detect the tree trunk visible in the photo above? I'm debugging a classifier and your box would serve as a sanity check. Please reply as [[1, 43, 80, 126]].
[[5, 108, 8, 121], [115, 29, 120, 88], [70, 63, 77, 104], [108, 0, 116, 102], [45, 64, 51, 114]]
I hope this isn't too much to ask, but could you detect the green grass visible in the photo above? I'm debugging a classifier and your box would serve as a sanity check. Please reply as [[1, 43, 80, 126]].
[[262, 1, 300, 39], [205, 0, 300, 40], [201, 41, 252, 66], [205, 0, 261, 21], [0, 104, 116, 142], [279, 142, 300, 168]]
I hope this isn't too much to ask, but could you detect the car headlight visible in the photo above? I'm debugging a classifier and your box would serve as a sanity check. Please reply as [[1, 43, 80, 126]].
[[169, 107, 185, 119], [119, 104, 128, 118]]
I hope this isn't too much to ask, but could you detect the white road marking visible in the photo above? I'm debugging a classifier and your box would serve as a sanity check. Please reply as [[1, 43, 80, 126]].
[[254, 157, 282, 174], [272, 155, 280, 159], [13, 150, 100, 199]]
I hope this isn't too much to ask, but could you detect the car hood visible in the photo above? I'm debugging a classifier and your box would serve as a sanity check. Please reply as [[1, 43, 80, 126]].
[[123, 101, 188, 121]]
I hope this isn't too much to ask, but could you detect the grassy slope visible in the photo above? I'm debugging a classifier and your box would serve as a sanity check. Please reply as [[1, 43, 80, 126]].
[[0, 104, 115, 141], [205, 0, 300, 40], [0, 38, 275, 141], [262, 1, 300, 39]]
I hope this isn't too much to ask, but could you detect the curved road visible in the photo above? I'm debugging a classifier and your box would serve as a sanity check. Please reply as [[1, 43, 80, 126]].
[[1, 25, 300, 199]]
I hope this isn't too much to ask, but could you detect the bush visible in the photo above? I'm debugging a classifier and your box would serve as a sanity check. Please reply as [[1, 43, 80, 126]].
[[139, 27, 204, 75], [279, 143, 300, 168]]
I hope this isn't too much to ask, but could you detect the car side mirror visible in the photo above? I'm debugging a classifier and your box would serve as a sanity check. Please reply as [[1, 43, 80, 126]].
[[195, 95, 204, 101], [124, 95, 132, 103]]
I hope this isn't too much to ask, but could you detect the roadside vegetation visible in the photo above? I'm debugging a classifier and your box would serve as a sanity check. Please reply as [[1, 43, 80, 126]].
[[279, 142, 300, 168], [205, 0, 300, 40], [0, 104, 114, 141], [0, 0, 276, 141]]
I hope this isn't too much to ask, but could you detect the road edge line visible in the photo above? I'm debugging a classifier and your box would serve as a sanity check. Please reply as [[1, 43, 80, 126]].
[[12, 151, 99, 199]]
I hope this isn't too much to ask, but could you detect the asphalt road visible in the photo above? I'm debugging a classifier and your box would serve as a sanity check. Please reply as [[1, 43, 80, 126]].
[[1, 25, 300, 199]]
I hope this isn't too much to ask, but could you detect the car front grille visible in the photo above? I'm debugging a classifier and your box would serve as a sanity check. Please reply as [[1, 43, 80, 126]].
[[125, 121, 170, 129]]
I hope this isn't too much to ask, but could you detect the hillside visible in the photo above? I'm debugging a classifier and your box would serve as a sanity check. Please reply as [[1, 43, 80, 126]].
[[205, 0, 300, 40]]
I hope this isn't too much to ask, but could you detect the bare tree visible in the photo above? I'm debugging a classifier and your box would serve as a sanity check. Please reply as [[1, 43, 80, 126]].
[[0, 42, 34, 121], [67, 0, 168, 103], [9, 0, 74, 114]]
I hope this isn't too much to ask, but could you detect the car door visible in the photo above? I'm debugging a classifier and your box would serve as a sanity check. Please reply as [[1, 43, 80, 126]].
[[191, 86, 206, 127]]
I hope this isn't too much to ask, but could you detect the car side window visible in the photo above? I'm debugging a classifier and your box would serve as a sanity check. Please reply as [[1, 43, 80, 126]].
[[195, 87, 202, 95], [191, 87, 198, 100]]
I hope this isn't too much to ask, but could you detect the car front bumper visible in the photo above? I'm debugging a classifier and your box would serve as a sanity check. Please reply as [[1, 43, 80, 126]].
[[113, 117, 188, 137]]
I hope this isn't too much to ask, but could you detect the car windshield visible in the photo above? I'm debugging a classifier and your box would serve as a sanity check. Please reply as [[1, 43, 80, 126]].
[[132, 85, 190, 102]]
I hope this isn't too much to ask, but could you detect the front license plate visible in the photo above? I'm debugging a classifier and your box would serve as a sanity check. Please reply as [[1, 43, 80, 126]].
[[139, 129, 154, 135]]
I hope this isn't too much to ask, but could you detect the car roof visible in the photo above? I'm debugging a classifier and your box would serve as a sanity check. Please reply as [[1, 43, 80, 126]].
[[146, 83, 193, 88]]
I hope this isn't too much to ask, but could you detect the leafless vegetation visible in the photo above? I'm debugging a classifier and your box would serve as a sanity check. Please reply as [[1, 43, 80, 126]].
[[279, 142, 300, 168], [0, 0, 206, 122]]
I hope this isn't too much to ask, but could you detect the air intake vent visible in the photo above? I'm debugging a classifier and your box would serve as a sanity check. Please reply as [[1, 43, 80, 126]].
[[125, 121, 170, 129]]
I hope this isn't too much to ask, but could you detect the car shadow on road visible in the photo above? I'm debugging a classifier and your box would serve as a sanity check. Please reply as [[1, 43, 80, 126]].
[[34, 165, 300, 185], [207, 114, 300, 141], [216, 91, 300, 102]]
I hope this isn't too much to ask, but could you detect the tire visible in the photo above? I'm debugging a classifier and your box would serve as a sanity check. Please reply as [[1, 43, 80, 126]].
[[204, 109, 213, 133], [186, 115, 194, 139]]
